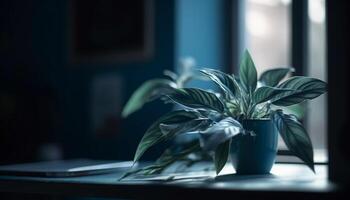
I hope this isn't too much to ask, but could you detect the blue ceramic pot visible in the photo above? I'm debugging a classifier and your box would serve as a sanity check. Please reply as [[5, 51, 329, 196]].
[[230, 119, 278, 174]]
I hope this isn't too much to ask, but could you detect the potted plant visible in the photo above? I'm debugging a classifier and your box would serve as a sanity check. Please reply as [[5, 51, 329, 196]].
[[120, 50, 327, 178]]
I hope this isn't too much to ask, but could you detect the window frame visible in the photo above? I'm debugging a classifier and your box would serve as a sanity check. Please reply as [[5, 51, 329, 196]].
[[229, 0, 350, 186], [229, 0, 327, 163]]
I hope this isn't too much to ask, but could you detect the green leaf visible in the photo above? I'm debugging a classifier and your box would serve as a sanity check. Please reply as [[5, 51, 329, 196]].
[[199, 117, 243, 151], [159, 118, 211, 138], [271, 110, 315, 172], [156, 141, 201, 165], [168, 88, 225, 113], [251, 103, 271, 118], [122, 79, 176, 117], [163, 70, 178, 81], [214, 140, 230, 175], [253, 86, 295, 105], [121, 142, 201, 180], [279, 103, 305, 120], [259, 67, 294, 87], [271, 76, 327, 106], [226, 101, 241, 117], [239, 50, 258, 93], [133, 110, 202, 163], [199, 68, 238, 98]]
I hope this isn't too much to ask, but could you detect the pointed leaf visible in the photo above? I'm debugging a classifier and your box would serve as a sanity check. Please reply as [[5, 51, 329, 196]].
[[133, 110, 202, 162], [156, 141, 201, 165], [199, 117, 243, 151], [168, 88, 225, 113], [271, 76, 327, 106], [121, 142, 201, 180], [122, 79, 176, 117], [159, 118, 211, 137], [239, 50, 258, 93], [259, 67, 295, 87], [214, 140, 230, 175], [199, 68, 238, 98], [163, 70, 178, 81], [272, 110, 315, 172], [253, 86, 295, 105]]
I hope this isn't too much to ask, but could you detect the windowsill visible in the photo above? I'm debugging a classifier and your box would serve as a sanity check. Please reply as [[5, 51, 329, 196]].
[[210, 163, 331, 193], [0, 162, 336, 198], [277, 149, 328, 164]]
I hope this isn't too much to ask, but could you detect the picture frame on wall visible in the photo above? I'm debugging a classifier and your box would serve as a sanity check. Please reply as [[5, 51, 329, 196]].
[[69, 0, 154, 63]]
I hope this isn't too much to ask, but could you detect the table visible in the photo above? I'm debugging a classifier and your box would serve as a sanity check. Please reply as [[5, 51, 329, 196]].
[[0, 162, 342, 199]]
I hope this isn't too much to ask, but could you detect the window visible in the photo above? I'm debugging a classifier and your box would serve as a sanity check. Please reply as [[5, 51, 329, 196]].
[[244, 0, 327, 162], [245, 0, 291, 74], [307, 0, 327, 162]]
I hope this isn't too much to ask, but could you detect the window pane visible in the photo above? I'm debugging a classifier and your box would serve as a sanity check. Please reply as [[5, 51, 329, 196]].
[[244, 0, 327, 162], [245, 0, 291, 75], [245, 0, 292, 150], [307, 0, 327, 161]]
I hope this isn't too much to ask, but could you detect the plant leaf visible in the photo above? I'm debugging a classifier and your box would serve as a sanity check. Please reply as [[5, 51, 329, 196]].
[[271, 76, 327, 106], [253, 86, 295, 105], [226, 101, 241, 117], [168, 88, 225, 113], [199, 68, 237, 98], [214, 140, 230, 175], [163, 70, 178, 81], [159, 118, 211, 138], [199, 117, 243, 151], [120, 141, 201, 180], [259, 67, 295, 87], [133, 110, 202, 163], [271, 110, 315, 172], [277, 103, 305, 120], [122, 79, 177, 117], [156, 141, 201, 164], [239, 50, 258, 93]]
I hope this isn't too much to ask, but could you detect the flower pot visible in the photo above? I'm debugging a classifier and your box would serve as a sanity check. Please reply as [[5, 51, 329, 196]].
[[230, 119, 278, 174]]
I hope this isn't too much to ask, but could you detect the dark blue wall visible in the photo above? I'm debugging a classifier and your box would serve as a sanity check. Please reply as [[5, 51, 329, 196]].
[[0, 0, 232, 163], [0, 0, 175, 162], [175, 0, 232, 90], [176, 0, 227, 69]]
